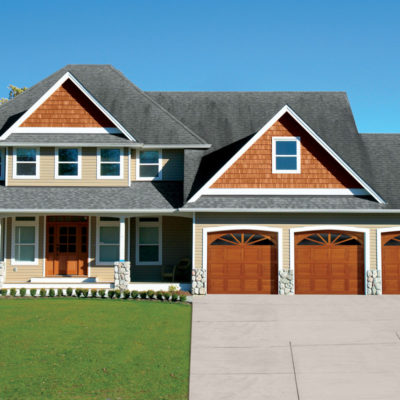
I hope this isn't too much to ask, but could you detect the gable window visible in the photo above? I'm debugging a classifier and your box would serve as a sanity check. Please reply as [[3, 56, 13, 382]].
[[272, 137, 300, 173], [137, 150, 162, 180], [136, 217, 162, 265], [97, 148, 123, 179], [13, 148, 40, 179], [12, 217, 38, 265], [55, 148, 81, 179], [96, 217, 120, 264]]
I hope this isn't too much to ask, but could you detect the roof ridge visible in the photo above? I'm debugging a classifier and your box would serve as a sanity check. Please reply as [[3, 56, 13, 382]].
[[109, 66, 209, 145]]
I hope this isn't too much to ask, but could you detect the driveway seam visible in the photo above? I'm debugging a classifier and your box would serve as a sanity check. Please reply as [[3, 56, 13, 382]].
[[289, 341, 301, 400]]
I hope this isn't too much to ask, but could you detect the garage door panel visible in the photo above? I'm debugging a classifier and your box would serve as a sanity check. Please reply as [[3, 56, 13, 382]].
[[314, 264, 329, 276], [242, 263, 259, 275], [310, 248, 329, 262], [331, 279, 346, 292], [243, 279, 259, 293], [382, 232, 400, 294], [313, 279, 329, 293], [227, 263, 242, 275], [225, 248, 242, 262], [331, 263, 346, 275]]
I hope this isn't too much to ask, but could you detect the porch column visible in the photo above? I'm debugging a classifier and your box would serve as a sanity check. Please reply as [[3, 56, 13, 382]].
[[119, 217, 126, 261]]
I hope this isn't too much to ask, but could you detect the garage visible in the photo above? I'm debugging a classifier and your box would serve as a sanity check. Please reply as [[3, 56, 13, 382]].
[[295, 230, 364, 294], [207, 230, 278, 294], [381, 232, 400, 294]]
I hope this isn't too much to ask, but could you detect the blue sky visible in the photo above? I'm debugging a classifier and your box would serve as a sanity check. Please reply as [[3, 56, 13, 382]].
[[1, 0, 399, 132]]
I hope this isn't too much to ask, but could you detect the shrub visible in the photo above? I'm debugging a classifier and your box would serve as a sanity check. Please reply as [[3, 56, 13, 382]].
[[168, 285, 178, 293], [19, 288, 27, 297], [57, 288, 64, 297], [171, 293, 178, 302], [75, 288, 83, 298], [123, 289, 130, 299], [156, 290, 163, 301], [30, 288, 37, 297], [180, 294, 187, 302], [130, 290, 139, 299], [1, 288, 7, 296], [107, 290, 115, 299], [114, 289, 121, 299], [49, 288, 55, 297], [82, 289, 89, 298], [66, 287, 73, 297], [164, 291, 172, 301], [139, 291, 147, 300], [147, 290, 155, 299], [10, 288, 17, 297], [39, 288, 46, 297], [91, 289, 97, 298], [98, 289, 106, 298]]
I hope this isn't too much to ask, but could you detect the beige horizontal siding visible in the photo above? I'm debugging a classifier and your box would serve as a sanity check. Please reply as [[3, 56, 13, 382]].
[[7, 147, 129, 186], [194, 213, 400, 272]]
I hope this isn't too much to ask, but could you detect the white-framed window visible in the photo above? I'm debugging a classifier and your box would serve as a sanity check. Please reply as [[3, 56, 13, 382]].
[[11, 216, 38, 265], [13, 148, 40, 179], [136, 150, 162, 180], [96, 217, 120, 265], [0, 148, 5, 180], [97, 148, 123, 179], [55, 148, 82, 179], [136, 217, 162, 265], [272, 137, 301, 173]]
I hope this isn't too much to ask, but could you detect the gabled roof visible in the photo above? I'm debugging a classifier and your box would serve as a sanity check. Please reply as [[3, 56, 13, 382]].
[[0, 65, 209, 147]]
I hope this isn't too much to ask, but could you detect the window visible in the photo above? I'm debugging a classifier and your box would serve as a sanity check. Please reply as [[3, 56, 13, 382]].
[[96, 217, 120, 264], [97, 148, 123, 179], [55, 148, 81, 179], [12, 217, 38, 265], [137, 150, 162, 180], [13, 148, 39, 178], [136, 217, 162, 265], [272, 137, 300, 173]]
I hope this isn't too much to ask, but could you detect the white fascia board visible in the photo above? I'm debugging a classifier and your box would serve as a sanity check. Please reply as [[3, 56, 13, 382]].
[[202, 188, 369, 196], [187, 105, 385, 204], [179, 208, 392, 213], [0, 72, 136, 142]]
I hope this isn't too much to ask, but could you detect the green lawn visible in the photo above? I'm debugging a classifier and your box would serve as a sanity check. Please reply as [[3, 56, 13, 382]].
[[0, 298, 191, 400]]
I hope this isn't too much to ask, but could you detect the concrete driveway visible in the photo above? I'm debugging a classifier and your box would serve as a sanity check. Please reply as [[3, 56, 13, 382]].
[[189, 295, 400, 400]]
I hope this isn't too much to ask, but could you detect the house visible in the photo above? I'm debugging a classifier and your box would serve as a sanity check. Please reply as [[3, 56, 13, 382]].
[[0, 64, 399, 295]]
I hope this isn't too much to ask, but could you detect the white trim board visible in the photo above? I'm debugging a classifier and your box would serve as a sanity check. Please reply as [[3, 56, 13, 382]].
[[187, 105, 385, 204], [0, 72, 135, 142], [202, 225, 283, 295], [289, 225, 370, 295], [201, 188, 369, 196]]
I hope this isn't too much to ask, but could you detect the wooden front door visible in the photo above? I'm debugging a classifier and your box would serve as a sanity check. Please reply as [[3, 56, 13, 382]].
[[46, 217, 89, 276], [207, 230, 278, 294], [295, 230, 364, 294]]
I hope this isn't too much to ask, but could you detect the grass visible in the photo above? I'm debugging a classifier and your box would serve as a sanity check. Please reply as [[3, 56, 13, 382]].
[[0, 298, 191, 400]]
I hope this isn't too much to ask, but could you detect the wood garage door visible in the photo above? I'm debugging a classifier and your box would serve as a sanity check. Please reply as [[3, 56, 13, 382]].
[[382, 232, 400, 294], [295, 230, 364, 294], [207, 230, 278, 294]]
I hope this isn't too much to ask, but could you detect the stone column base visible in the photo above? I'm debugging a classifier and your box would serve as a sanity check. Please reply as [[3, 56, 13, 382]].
[[279, 269, 294, 295], [367, 270, 382, 295], [192, 268, 206, 295], [114, 261, 131, 291]]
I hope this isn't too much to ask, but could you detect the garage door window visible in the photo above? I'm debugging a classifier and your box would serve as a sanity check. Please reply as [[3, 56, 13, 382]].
[[211, 232, 274, 246], [384, 235, 400, 246], [298, 232, 361, 246]]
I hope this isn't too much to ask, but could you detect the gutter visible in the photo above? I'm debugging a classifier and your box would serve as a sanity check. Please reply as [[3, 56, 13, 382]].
[[0, 143, 211, 149]]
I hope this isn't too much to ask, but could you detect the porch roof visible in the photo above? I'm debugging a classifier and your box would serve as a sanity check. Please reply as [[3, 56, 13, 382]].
[[0, 182, 182, 212]]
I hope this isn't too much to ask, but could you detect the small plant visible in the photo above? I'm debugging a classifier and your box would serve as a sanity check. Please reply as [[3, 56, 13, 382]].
[[82, 289, 89, 298], [66, 287, 73, 297], [107, 290, 115, 299], [139, 291, 147, 300], [123, 289, 130, 299], [75, 288, 83, 298], [91, 289, 97, 298], [168, 285, 178, 293], [40, 288, 46, 297], [98, 289, 106, 298], [114, 289, 121, 299], [49, 288, 55, 297], [164, 291, 172, 301], [30, 288, 37, 297], [57, 288, 64, 297], [147, 290, 155, 299], [171, 293, 178, 302], [1, 288, 7, 296], [10, 288, 17, 297], [156, 290, 163, 301], [180, 294, 187, 302], [19, 288, 27, 297], [130, 290, 139, 299]]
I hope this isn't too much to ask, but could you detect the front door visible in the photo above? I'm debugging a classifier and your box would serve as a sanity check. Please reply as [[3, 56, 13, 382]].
[[46, 216, 89, 276]]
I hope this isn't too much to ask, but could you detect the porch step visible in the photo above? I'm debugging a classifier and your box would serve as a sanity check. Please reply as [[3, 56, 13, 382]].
[[30, 277, 97, 284]]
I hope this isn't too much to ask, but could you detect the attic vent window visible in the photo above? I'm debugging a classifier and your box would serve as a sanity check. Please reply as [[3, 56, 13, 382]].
[[272, 137, 301, 174]]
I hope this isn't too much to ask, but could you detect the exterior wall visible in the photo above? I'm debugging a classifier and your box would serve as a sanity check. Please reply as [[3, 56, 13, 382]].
[[21, 80, 114, 128], [7, 147, 130, 187], [193, 213, 400, 273], [130, 216, 192, 282], [212, 114, 361, 189]]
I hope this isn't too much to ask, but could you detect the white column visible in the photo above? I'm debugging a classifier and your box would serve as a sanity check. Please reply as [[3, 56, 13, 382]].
[[119, 217, 126, 261]]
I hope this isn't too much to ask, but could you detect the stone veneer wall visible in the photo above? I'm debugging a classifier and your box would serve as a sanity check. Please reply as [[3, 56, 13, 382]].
[[367, 270, 382, 295], [114, 261, 131, 291], [192, 268, 206, 295], [279, 269, 294, 295]]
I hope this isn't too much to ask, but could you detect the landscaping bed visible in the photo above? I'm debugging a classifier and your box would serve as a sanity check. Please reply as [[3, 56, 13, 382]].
[[0, 298, 191, 400]]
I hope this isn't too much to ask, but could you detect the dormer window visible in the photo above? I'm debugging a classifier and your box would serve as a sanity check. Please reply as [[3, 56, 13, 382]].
[[272, 137, 300, 173], [137, 150, 162, 180]]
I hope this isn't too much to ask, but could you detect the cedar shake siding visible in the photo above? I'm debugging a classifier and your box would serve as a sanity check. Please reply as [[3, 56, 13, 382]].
[[212, 114, 362, 189], [21, 79, 115, 128]]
